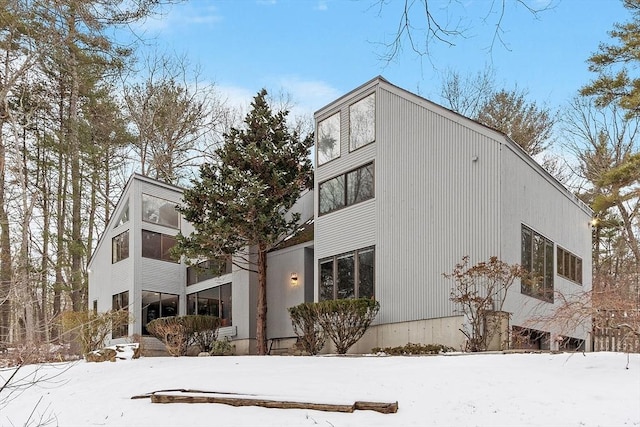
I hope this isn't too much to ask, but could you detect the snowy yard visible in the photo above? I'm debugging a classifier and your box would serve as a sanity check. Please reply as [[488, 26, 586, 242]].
[[1, 351, 639, 427]]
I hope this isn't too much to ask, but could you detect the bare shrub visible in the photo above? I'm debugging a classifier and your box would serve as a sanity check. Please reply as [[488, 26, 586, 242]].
[[288, 302, 326, 355], [444, 256, 525, 352], [184, 315, 221, 352], [59, 310, 131, 355], [146, 317, 189, 356], [316, 299, 380, 355]]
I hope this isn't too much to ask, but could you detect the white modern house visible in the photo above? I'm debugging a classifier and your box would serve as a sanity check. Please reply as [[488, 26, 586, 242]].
[[88, 76, 593, 354]]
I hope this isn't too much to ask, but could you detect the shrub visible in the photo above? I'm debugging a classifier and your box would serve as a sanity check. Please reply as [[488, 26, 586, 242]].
[[183, 315, 221, 352], [316, 298, 380, 354], [59, 310, 131, 355], [288, 302, 326, 355], [210, 336, 235, 356], [146, 315, 221, 356], [371, 343, 454, 355]]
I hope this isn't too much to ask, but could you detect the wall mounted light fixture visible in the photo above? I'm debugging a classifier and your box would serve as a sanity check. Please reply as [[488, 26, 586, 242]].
[[290, 273, 299, 287]]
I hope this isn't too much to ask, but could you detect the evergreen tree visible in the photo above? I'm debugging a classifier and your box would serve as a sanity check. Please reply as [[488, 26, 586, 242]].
[[176, 89, 313, 355]]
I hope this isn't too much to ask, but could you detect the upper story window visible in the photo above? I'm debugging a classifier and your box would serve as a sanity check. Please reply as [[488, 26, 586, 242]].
[[142, 230, 177, 263], [187, 258, 233, 286], [142, 194, 179, 229], [113, 200, 129, 228], [521, 225, 554, 302], [317, 112, 340, 165], [112, 230, 129, 263], [557, 247, 582, 285], [319, 162, 374, 215], [349, 92, 375, 151]]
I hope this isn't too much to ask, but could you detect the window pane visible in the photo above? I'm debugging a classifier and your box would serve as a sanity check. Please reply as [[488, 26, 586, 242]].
[[350, 93, 375, 151], [141, 291, 160, 335], [544, 241, 554, 301], [576, 258, 582, 284], [112, 230, 129, 263], [142, 230, 161, 260], [358, 248, 375, 299], [220, 283, 232, 326], [564, 251, 570, 278], [557, 247, 563, 276], [160, 293, 179, 317], [111, 291, 129, 339], [161, 234, 177, 262], [142, 194, 179, 228], [347, 163, 374, 205], [187, 294, 197, 315], [114, 200, 129, 228], [336, 254, 355, 299], [521, 227, 532, 272], [317, 113, 340, 165], [319, 176, 345, 214], [569, 255, 576, 281], [320, 260, 334, 301]]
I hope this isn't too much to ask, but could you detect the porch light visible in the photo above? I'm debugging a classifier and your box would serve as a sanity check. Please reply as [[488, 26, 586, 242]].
[[290, 273, 299, 287]]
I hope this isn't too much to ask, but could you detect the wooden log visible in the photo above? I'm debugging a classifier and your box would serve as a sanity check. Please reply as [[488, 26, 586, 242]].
[[354, 401, 398, 414], [150, 394, 356, 413]]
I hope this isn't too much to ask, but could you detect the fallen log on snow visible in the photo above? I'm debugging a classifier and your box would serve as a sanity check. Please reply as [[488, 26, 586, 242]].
[[145, 393, 398, 414]]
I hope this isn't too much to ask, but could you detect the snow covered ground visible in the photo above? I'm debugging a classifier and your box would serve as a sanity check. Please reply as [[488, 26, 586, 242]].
[[1, 351, 639, 427]]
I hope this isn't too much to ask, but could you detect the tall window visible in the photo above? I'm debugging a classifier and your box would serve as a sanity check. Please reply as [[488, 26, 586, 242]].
[[112, 230, 129, 263], [141, 291, 178, 335], [319, 162, 374, 215], [187, 258, 233, 286], [186, 283, 233, 326], [317, 112, 340, 165], [557, 247, 582, 284], [521, 225, 554, 302], [142, 194, 179, 229], [349, 92, 375, 151], [320, 247, 375, 300], [112, 291, 129, 338], [142, 230, 177, 262]]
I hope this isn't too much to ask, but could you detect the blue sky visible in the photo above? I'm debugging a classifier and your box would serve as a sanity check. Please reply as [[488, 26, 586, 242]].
[[129, 0, 628, 119]]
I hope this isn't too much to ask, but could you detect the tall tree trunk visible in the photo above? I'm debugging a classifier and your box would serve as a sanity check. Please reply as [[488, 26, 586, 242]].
[[256, 244, 267, 355], [0, 119, 12, 344]]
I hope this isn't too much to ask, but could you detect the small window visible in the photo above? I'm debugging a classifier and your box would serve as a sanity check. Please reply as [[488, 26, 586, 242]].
[[319, 162, 374, 215], [187, 258, 233, 286], [317, 112, 340, 165], [142, 194, 179, 229], [319, 246, 375, 301], [349, 93, 375, 151], [142, 230, 177, 263], [557, 247, 583, 285], [112, 230, 129, 264], [114, 200, 129, 228], [112, 291, 129, 338]]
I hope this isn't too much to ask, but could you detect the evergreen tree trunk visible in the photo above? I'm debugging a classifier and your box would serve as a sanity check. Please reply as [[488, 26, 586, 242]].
[[256, 244, 268, 355]]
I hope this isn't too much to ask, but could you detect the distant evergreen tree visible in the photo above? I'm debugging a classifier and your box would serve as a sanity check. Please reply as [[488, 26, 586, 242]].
[[175, 89, 313, 355]]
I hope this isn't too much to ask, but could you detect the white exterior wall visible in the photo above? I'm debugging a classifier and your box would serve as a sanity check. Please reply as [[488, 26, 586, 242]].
[[500, 145, 593, 341]]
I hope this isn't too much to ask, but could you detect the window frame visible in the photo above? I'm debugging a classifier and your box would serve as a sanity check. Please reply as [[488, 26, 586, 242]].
[[111, 291, 129, 338], [187, 258, 233, 286], [186, 283, 233, 326], [141, 291, 179, 335], [141, 230, 178, 263], [112, 230, 129, 264], [141, 193, 180, 229], [319, 246, 375, 301], [349, 92, 376, 152], [557, 246, 583, 285], [319, 162, 374, 215], [316, 111, 341, 166], [521, 225, 554, 302]]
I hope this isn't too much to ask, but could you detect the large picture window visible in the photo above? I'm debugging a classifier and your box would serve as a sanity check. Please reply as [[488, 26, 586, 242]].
[[319, 162, 374, 215], [142, 194, 179, 229], [142, 230, 177, 262], [557, 247, 582, 284], [112, 230, 129, 263], [349, 92, 375, 151], [186, 283, 232, 326], [320, 247, 374, 301], [141, 291, 178, 335], [521, 225, 554, 302], [317, 112, 340, 165], [112, 291, 129, 338]]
